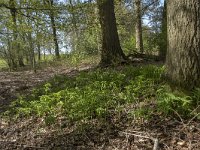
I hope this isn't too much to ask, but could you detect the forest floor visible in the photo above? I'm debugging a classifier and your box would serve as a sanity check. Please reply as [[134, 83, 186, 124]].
[[0, 62, 200, 150], [0, 64, 92, 113]]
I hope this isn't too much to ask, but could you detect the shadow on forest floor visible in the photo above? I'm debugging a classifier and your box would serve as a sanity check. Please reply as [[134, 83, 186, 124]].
[[0, 64, 95, 113]]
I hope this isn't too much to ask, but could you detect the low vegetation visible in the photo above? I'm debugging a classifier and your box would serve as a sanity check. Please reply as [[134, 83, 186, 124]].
[[4, 65, 200, 126], [0, 59, 8, 70]]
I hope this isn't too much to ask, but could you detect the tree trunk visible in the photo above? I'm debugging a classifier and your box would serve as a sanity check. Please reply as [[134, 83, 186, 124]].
[[7, 38, 16, 70], [47, 0, 60, 59], [159, 0, 167, 61], [134, 0, 143, 53], [69, 0, 78, 52], [43, 49, 46, 60], [28, 32, 36, 73], [50, 13, 60, 59], [9, 0, 25, 68], [97, 0, 126, 66], [37, 43, 41, 61], [166, 0, 200, 89], [26, 10, 36, 73]]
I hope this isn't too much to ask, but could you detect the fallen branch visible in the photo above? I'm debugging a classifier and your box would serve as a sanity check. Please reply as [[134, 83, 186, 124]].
[[120, 131, 159, 150]]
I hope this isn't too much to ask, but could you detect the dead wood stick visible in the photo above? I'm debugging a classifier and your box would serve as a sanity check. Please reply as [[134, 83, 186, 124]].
[[120, 131, 159, 150], [153, 138, 159, 150]]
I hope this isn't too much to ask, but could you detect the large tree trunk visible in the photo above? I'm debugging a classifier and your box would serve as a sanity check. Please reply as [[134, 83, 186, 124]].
[[166, 0, 200, 89], [97, 0, 126, 66], [134, 0, 143, 53]]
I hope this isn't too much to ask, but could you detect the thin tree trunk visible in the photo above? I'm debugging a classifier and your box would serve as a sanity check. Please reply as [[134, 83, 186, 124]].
[[9, 0, 25, 68], [69, 0, 78, 52], [37, 43, 41, 61], [35, 12, 41, 62], [43, 49, 46, 60], [50, 13, 60, 58], [134, 0, 144, 53], [166, 0, 200, 89], [159, 0, 167, 61], [47, 0, 60, 59], [9, 0, 18, 69], [7, 38, 15, 71], [26, 10, 36, 73], [28, 32, 36, 73], [97, 0, 126, 66]]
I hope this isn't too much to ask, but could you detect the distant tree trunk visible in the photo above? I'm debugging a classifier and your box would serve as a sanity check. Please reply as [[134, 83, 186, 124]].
[[26, 11, 36, 73], [21, 33, 29, 64], [43, 49, 46, 60], [46, 0, 60, 59], [50, 13, 60, 59], [7, 38, 15, 71], [18, 48, 25, 67], [159, 0, 167, 61], [9, 0, 24, 68], [35, 22, 41, 62], [37, 43, 41, 61], [97, 0, 126, 66], [166, 0, 200, 89], [134, 0, 143, 53], [69, 0, 78, 52], [28, 32, 36, 73]]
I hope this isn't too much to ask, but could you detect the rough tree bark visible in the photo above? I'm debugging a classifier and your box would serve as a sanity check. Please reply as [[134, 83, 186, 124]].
[[97, 0, 126, 66], [134, 0, 143, 53], [166, 0, 200, 89]]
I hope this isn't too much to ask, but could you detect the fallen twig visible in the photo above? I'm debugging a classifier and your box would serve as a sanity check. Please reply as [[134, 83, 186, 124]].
[[120, 131, 159, 150], [120, 131, 151, 139], [153, 138, 159, 150]]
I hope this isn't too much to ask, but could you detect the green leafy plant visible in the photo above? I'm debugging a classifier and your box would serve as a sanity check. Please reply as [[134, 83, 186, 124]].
[[156, 85, 192, 116]]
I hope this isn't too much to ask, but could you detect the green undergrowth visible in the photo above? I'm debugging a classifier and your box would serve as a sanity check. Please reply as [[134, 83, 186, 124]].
[[4, 65, 200, 125], [0, 59, 8, 70], [37, 54, 100, 69]]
